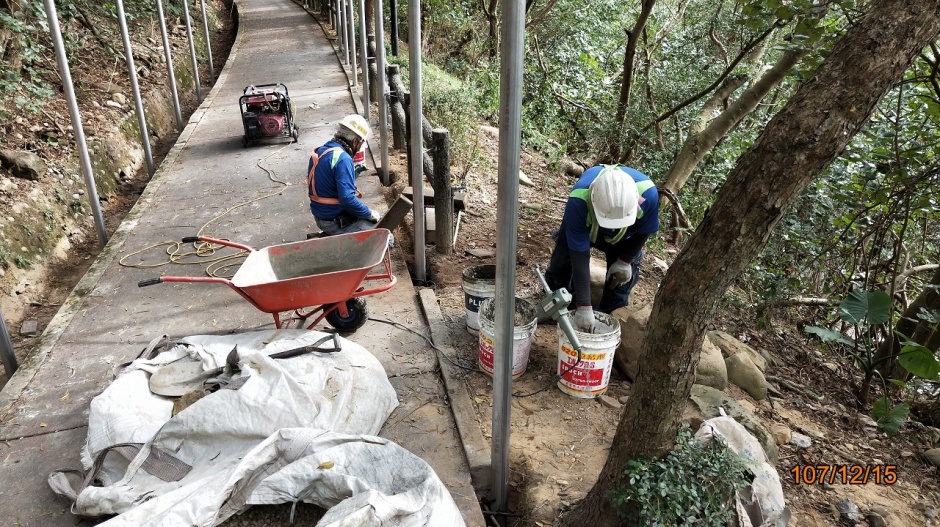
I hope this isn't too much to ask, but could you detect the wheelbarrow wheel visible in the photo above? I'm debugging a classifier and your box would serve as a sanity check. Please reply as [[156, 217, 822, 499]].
[[326, 297, 369, 332]]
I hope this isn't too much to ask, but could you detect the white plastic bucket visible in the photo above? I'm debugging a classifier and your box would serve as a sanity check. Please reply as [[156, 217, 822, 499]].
[[478, 297, 538, 379], [462, 264, 497, 333], [556, 311, 621, 398]]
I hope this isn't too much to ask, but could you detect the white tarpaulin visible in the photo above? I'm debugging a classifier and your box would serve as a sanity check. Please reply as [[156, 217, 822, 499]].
[[48, 329, 467, 526]]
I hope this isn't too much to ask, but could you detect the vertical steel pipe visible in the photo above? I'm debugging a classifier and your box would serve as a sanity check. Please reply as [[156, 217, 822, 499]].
[[115, 0, 155, 176], [346, 0, 357, 86], [492, 0, 525, 513], [339, 0, 348, 65], [373, 0, 390, 185], [0, 307, 17, 378], [200, 0, 216, 84], [156, 0, 183, 131], [182, 0, 203, 102], [41, 0, 108, 246], [357, 0, 371, 117], [407, 0, 425, 282]]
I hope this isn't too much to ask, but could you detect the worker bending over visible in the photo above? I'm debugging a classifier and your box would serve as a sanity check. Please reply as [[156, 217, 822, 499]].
[[545, 164, 660, 332]]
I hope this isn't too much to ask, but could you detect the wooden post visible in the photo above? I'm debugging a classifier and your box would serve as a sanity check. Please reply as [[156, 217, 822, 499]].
[[387, 64, 406, 149], [367, 35, 378, 102], [430, 128, 453, 254], [403, 93, 435, 179]]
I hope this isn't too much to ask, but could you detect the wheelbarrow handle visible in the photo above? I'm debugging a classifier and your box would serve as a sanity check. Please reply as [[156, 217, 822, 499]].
[[181, 236, 255, 252], [138, 278, 162, 287]]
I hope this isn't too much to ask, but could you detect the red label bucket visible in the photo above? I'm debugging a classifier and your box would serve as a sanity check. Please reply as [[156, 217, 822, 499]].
[[478, 297, 537, 379], [353, 149, 365, 164], [556, 311, 621, 398]]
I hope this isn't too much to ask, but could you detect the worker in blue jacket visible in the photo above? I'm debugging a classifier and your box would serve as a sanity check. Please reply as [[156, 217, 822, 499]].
[[545, 164, 660, 332], [307, 114, 379, 235]]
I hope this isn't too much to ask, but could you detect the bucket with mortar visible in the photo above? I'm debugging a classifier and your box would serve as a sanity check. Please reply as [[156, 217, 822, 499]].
[[556, 311, 620, 398], [478, 297, 538, 379], [462, 264, 496, 333]]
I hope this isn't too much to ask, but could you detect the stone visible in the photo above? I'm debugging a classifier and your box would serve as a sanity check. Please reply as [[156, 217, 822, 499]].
[[835, 499, 861, 521], [111, 92, 128, 105], [790, 432, 812, 449], [19, 320, 38, 337], [105, 100, 123, 109], [725, 353, 768, 400], [695, 336, 728, 391], [618, 396, 629, 405], [770, 424, 791, 445], [589, 257, 607, 308], [0, 148, 47, 181], [465, 248, 495, 259], [926, 426, 940, 447], [924, 448, 940, 468], [610, 303, 652, 381], [598, 395, 621, 409], [518, 170, 536, 187], [689, 384, 778, 463], [867, 507, 889, 527], [707, 330, 768, 372]]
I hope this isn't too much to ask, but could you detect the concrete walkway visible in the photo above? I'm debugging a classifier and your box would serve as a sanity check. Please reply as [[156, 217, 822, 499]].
[[0, 1, 485, 525]]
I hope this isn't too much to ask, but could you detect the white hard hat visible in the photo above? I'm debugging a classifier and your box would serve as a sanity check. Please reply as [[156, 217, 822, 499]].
[[338, 114, 371, 140], [590, 165, 639, 229]]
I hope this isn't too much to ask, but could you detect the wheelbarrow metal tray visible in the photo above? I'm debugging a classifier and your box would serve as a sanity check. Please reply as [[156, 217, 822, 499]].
[[231, 229, 391, 313]]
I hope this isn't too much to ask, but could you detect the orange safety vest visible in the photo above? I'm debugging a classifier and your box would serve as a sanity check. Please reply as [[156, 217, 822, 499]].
[[307, 146, 362, 205]]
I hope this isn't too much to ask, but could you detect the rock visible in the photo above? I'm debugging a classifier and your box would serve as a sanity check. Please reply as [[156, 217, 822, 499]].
[[790, 432, 812, 449], [589, 257, 607, 308], [924, 448, 940, 468], [111, 92, 127, 105], [738, 399, 757, 413], [822, 361, 840, 373], [479, 125, 500, 138], [0, 148, 47, 181], [105, 100, 123, 109], [867, 508, 888, 527], [926, 426, 940, 447], [695, 337, 728, 391], [20, 320, 38, 337], [650, 256, 669, 273], [707, 330, 768, 372], [598, 395, 621, 409], [518, 170, 536, 187], [689, 384, 778, 463], [610, 303, 652, 380], [770, 424, 791, 445], [725, 353, 768, 400], [618, 396, 629, 405], [465, 248, 495, 259], [835, 499, 861, 521], [913, 503, 938, 519]]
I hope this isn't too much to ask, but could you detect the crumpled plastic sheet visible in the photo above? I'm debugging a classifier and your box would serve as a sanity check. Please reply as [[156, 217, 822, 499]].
[[51, 329, 467, 527]]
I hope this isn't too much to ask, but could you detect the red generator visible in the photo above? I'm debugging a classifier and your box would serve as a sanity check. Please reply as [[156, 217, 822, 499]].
[[239, 83, 299, 147]]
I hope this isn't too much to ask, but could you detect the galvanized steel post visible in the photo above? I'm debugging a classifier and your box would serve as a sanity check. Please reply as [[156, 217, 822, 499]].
[[346, 0, 357, 86], [408, 0, 425, 282], [492, 0, 525, 514], [357, 0, 371, 118], [373, 0, 390, 185], [41, 0, 108, 246], [115, 0, 155, 176], [182, 0, 203, 102], [200, 0, 216, 84], [156, 0, 184, 131]]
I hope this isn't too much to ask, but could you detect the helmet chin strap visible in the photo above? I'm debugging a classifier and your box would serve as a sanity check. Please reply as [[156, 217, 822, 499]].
[[333, 136, 358, 157]]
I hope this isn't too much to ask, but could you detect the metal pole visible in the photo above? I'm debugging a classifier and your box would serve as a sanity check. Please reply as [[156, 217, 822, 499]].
[[182, 0, 203, 102], [492, 0, 525, 514], [200, 0, 216, 84], [408, 0, 426, 282], [41, 0, 108, 246], [0, 306, 17, 378], [339, 0, 348, 65], [115, 0, 155, 177], [346, 0, 357, 86], [389, 0, 398, 56], [357, 0, 371, 117], [156, 0, 183, 131], [373, 0, 390, 185]]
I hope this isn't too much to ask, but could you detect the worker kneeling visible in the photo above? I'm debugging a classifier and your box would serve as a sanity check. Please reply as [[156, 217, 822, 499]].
[[307, 114, 381, 235], [544, 164, 659, 333]]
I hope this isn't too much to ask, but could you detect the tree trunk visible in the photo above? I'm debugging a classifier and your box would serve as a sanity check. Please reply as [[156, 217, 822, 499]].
[[484, 0, 499, 58], [874, 264, 940, 380], [365, 0, 374, 35], [562, 1, 940, 524], [611, 0, 655, 162], [663, 46, 806, 194]]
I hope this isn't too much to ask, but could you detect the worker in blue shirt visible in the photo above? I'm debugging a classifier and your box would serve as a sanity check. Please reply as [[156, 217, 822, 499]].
[[545, 164, 660, 332], [307, 114, 380, 235]]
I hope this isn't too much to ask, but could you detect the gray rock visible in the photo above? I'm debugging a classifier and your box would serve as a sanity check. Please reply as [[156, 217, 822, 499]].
[[725, 353, 768, 400], [20, 320, 38, 337], [770, 424, 791, 445], [707, 330, 768, 371], [0, 148, 47, 181], [867, 508, 888, 527], [689, 384, 778, 463], [465, 248, 495, 259], [836, 499, 861, 521], [790, 432, 812, 449], [924, 448, 940, 468], [105, 100, 123, 109], [598, 395, 621, 409], [111, 92, 127, 105], [518, 170, 536, 187], [610, 303, 652, 381], [695, 337, 728, 391]]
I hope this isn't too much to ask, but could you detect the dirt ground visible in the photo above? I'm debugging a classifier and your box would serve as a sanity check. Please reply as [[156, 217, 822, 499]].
[[384, 128, 940, 526]]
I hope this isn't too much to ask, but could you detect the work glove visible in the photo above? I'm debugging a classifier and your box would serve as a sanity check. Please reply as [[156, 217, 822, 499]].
[[366, 209, 380, 223], [354, 163, 368, 177], [573, 306, 596, 334], [606, 259, 633, 290]]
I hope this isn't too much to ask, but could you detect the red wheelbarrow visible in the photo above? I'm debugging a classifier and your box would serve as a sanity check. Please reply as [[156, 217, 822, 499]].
[[138, 229, 396, 332]]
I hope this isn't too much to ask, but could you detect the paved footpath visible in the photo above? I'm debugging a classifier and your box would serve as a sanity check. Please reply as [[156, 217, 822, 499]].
[[0, 0, 485, 524]]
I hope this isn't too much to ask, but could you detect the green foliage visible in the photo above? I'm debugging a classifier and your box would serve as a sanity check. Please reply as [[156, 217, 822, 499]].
[[609, 424, 752, 526], [872, 395, 910, 436], [14, 255, 31, 268], [70, 198, 86, 214]]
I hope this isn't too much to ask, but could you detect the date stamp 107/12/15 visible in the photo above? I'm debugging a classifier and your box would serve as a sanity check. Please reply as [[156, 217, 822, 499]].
[[790, 464, 898, 485]]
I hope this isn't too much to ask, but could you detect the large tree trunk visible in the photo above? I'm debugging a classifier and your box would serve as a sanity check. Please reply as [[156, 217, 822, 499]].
[[874, 264, 940, 380], [662, 46, 807, 194], [561, 1, 940, 525], [611, 0, 655, 162]]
